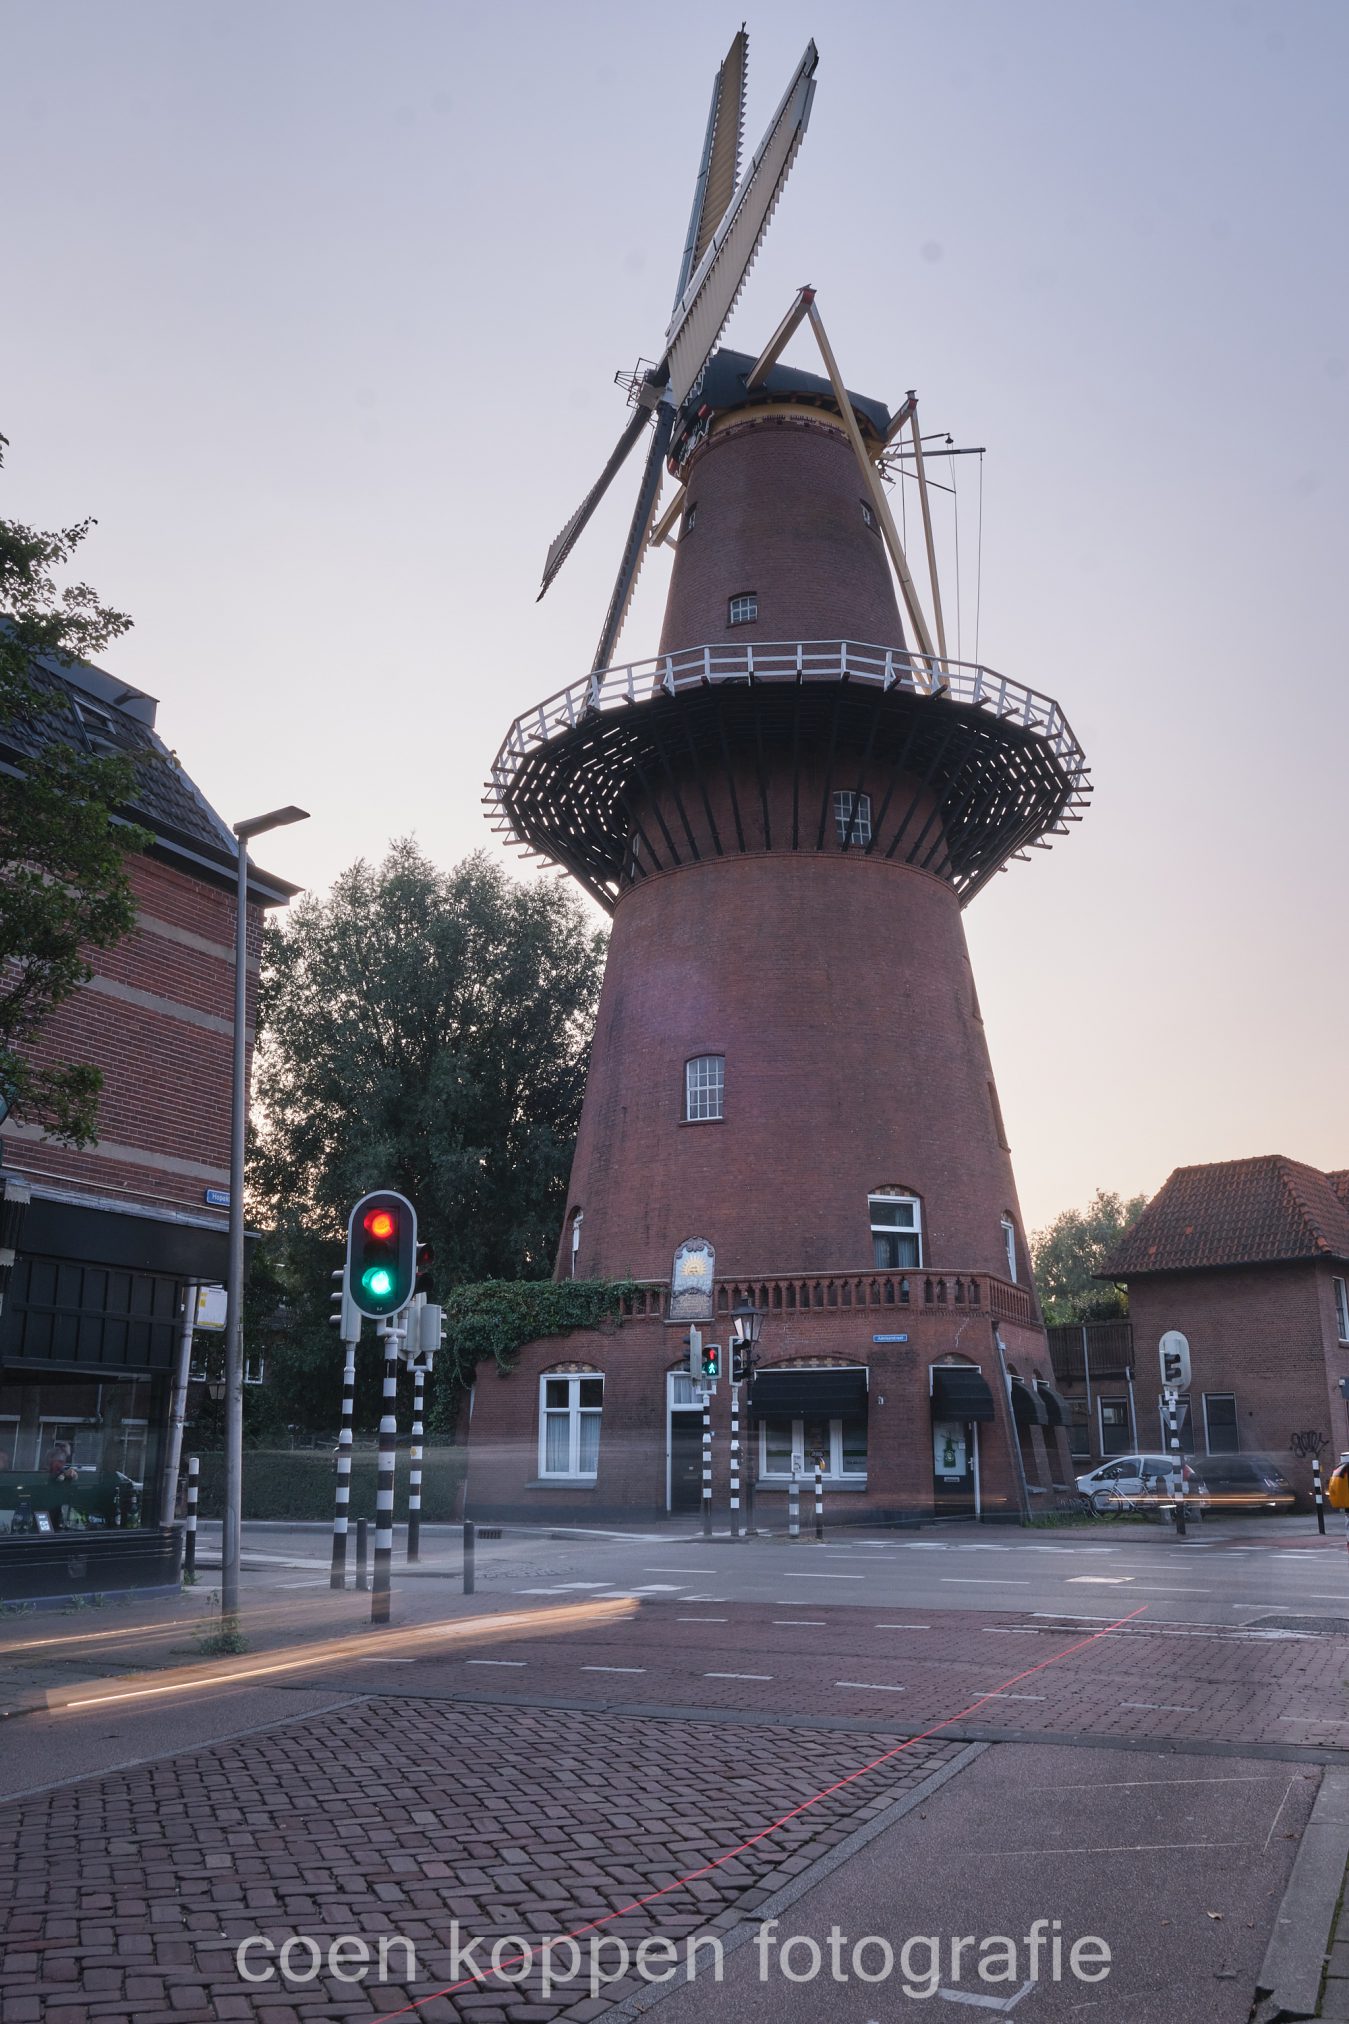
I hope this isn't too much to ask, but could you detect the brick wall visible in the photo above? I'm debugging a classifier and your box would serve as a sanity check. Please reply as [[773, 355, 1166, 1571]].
[[1, 851, 260, 1220]]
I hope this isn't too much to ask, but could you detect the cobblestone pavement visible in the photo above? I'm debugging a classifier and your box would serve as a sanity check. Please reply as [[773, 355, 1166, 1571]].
[[0, 1693, 962, 2024]]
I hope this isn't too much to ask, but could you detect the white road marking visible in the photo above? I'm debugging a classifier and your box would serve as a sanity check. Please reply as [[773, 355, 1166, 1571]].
[[875, 1623, 932, 1630], [781, 1572, 865, 1579], [357, 1656, 413, 1663], [1137, 1586, 1210, 1594], [582, 1665, 646, 1673], [942, 1578, 1030, 1586], [1263, 1776, 1300, 1852], [1119, 1701, 1197, 1712], [1066, 1576, 1134, 1585], [681, 1595, 729, 1602], [981, 1628, 1040, 1635], [835, 1680, 906, 1692], [643, 1568, 712, 1574], [705, 1671, 773, 1680], [935, 1976, 1035, 2011], [774, 1619, 828, 1626], [465, 1659, 526, 1667], [678, 1616, 728, 1622]]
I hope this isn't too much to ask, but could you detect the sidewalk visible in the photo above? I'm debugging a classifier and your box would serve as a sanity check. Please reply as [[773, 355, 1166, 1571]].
[[1255, 1773, 1349, 2021]]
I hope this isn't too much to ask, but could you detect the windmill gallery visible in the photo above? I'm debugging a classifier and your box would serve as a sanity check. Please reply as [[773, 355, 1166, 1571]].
[[465, 32, 1089, 1525]]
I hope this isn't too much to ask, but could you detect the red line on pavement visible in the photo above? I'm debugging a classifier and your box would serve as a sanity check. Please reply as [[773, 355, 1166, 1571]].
[[371, 1603, 1149, 2023]]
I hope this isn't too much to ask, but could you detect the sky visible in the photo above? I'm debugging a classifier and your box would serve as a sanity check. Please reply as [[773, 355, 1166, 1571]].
[[3, 0, 1346, 1232]]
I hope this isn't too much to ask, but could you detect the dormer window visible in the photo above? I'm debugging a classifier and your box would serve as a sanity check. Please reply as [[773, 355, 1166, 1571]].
[[728, 593, 758, 626]]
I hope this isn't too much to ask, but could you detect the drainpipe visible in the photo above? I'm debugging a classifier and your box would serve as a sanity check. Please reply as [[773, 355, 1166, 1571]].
[[994, 1323, 1032, 1522]]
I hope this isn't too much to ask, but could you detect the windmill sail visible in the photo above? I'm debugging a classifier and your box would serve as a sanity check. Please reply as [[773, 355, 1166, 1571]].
[[664, 40, 818, 411], [591, 409, 673, 673], [675, 29, 748, 307], [538, 403, 651, 600]]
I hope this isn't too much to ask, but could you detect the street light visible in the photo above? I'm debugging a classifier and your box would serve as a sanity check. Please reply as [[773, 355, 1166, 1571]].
[[221, 805, 308, 1621], [732, 1300, 764, 1536]]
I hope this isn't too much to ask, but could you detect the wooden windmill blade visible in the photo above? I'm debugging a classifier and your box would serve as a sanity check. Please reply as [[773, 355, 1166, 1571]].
[[674, 27, 749, 306], [663, 40, 818, 411], [538, 403, 652, 601]]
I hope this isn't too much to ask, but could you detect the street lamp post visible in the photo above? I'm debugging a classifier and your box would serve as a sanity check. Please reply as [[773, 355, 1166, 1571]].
[[221, 805, 308, 1622], [732, 1301, 764, 1536]]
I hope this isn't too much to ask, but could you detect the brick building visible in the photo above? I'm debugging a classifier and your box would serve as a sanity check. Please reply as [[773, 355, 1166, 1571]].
[[0, 644, 294, 1601], [1048, 1156, 1349, 1502], [465, 336, 1086, 1526]]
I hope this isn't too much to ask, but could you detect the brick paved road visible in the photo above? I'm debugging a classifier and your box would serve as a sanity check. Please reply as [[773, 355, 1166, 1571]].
[[0, 1693, 963, 2024]]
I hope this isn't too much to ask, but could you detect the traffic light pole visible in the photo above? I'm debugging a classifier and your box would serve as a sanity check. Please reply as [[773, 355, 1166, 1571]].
[[728, 1384, 741, 1540], [372, 1320, 400, 1623], [701, 1390, 713, 1538], [408, 1356, 425, 1564], [331, 1340, 357, 1589]]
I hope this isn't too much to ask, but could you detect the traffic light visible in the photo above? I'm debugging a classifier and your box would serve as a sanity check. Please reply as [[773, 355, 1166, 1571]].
[[415, 1242, 435, 1298], [329, 1268, 361, 1344], [347, 1190, 417, 1319], [730, 1343, 747, 1384]]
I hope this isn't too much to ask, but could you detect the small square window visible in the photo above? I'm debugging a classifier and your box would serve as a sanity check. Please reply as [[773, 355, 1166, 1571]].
[[833, 791, 872, 846], [685, 1054, 724, 1122], [728, 593, 758, 626]]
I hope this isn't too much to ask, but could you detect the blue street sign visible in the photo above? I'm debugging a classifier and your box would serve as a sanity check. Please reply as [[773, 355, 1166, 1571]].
[[204, 1188, 230, 1208], [872, 1333, 909, 1343]]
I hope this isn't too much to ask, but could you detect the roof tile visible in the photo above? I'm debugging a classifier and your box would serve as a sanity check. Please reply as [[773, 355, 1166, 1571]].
[[1102, 1156, 1349, 1276]]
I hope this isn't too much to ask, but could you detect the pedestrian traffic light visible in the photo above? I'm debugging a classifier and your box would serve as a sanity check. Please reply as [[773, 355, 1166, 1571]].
[[415, 1241, 435, 1298], [346, 1190, 417, 1318]]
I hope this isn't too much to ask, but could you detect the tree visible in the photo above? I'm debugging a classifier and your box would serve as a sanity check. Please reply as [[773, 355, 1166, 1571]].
[[0, 434, 146, 1144], [1030, 1188, 1148, 1324], [251, 843, 608, 1396]]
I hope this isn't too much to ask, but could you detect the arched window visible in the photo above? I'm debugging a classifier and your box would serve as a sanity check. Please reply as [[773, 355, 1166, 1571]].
[[869, 1190, 922, 1269]]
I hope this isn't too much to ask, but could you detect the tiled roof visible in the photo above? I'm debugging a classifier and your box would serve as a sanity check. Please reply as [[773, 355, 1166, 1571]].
[[1101, 1156, 1349, 1277], [0, 633, 296, 904]]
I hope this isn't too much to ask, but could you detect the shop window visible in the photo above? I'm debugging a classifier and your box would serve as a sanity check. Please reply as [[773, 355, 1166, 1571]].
[[757, 1415, 867, 1481], [685, 1054, 724, 1122], [1335, 1276, 1349, 1342], [0, 1374, 160, 1531], [870, 1192, 922, 1269], [1000, 1217, 1018, 1282], [1203, 1392, 1239, 1455], [728, 593, 758, 625], [539, 1372, 603, 1480], [833, 790, 872, 846], [1099, 1397, 1130, 1457], [1068, 1399, 1092, 1459]]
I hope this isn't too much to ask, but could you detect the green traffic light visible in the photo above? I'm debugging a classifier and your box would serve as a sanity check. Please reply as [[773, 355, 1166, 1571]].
[[362, 1265, 394, 1300]]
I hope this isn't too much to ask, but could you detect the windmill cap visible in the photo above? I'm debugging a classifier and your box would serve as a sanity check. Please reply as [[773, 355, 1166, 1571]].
[[673, 347, 891, 454]]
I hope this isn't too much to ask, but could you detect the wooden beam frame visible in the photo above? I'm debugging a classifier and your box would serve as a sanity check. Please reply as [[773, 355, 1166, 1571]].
[[803, 301, 939, 672], [745, 286, 816, 389], [906, 395, 949, 666], [648, 484, 687, 550]]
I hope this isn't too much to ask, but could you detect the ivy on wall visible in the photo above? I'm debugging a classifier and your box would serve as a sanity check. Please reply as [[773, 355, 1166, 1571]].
[[443, 1278, 640, 1376]]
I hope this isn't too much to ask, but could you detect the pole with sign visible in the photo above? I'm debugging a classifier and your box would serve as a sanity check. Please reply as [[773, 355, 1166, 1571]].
[[1159, 1332, 1190, 1538]]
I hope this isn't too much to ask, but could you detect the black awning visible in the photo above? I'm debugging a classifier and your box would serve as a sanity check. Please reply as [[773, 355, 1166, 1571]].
[[751, 1367, 868, 1419], [1010, 1377, 1049, 1428], [1036, 1381, 1069, 1428], [930, 1364, 997, 1423]]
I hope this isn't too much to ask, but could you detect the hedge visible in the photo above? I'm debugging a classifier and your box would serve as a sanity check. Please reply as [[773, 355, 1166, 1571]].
[[191, 1446, 466, 1522]]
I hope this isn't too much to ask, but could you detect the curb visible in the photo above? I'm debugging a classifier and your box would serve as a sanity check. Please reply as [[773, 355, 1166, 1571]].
[[1257, 1769, 1349, 2018]]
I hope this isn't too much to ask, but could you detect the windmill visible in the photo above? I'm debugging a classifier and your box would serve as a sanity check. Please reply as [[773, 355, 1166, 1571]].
[[537, 30, 817, 674]]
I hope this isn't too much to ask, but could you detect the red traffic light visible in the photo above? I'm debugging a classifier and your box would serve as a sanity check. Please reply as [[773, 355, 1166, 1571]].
[[364, 1207, 397, 1241]]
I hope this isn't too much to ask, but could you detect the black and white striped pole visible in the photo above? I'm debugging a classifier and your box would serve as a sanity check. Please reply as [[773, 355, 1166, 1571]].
[[329, 1268, 361, 1590], [371, 1319, 399, 1624], [728, 1383, 741, 1540], [408, 1353, 425, 1564], [184, 1454, 199, 1579], [814, 1453, 825, 1541], [1164, 1390, 1187, 1538], [331, 1339, 357, 1589], [701, 1390, 713, 1539], [1313, 1455, 1326, 1536], [788, 1461, 801, 1540], [1159, 1332, 1190, 1539]]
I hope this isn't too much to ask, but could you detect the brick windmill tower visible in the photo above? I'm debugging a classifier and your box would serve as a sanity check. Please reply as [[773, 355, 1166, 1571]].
[[470, 32, 1089, 1524]]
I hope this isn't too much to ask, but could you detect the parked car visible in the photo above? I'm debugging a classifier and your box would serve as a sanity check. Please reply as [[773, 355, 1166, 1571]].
[[1076, 1453, 1205, 1511], [1188, 1454, 1295, 1511]]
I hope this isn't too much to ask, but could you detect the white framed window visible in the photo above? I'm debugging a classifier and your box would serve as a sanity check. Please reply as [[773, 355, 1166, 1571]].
[[685, 1054, 725, 1122], [1000, 1218, 1018, 1282], [539, 1372, 603, 1479], [870, 1193, 921, 1269], [757, 1415, 867, 1481], [1334, 1276, 1349, 1342], [833, 790, 872, 846], [728, 593, 758, 625], [1202, 1392, 1239, 1455]]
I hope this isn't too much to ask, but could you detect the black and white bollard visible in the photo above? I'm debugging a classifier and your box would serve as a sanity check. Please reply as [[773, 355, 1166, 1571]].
[[463, 1518, 476, 1595], [729, 1386, 741, 1540], [371, 1323, 398, 1624], [814, 1454, 825, 1541], [788, 1465, 801, 1541], [1313, 1456, 1326, 1536], [355, 1517, 369, 1591], [702, 1392, 713, 1540], [184, 1454, 199, 1578], [407, 1360, 425, 1564], [331, 1342, 356, 1589]]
